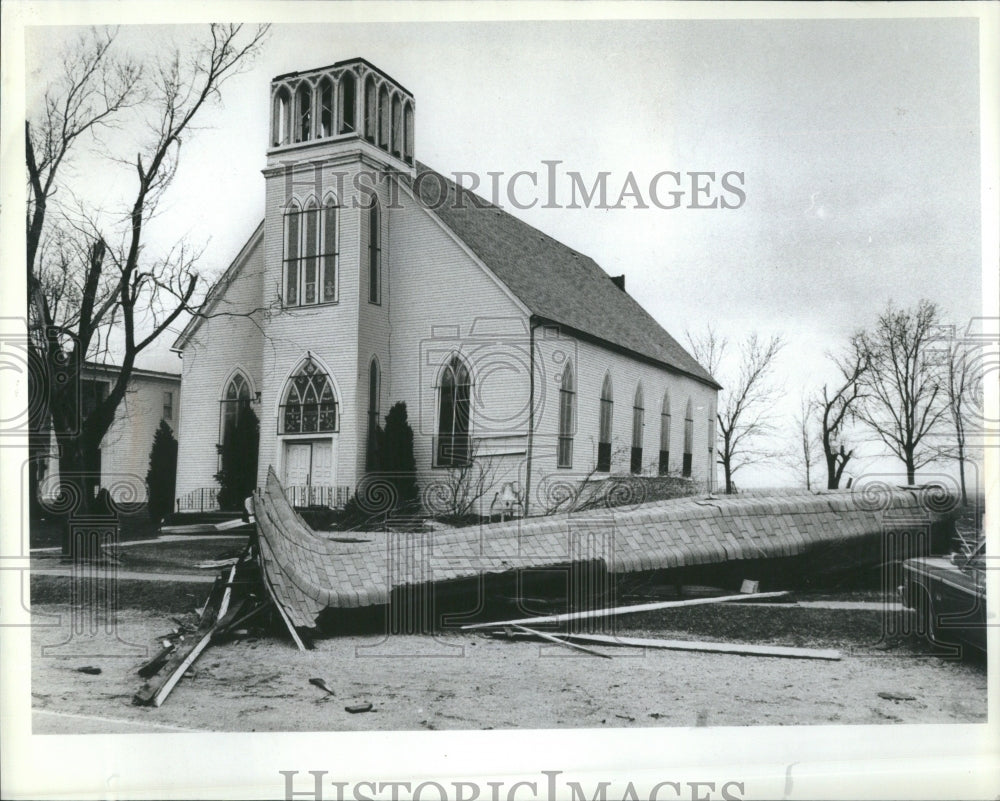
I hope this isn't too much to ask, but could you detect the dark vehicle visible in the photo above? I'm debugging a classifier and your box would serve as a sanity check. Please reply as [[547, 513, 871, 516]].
[[899, 536, 986, 653]]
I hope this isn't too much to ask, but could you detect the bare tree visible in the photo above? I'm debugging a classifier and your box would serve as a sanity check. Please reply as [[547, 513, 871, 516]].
[[687, 326, 784, 494], [939, 334, 982, 505], [856, 299, 948, 485], [784, 394, 821, 490], [424, 440, 504, 521], [815, 332, 870, 489], [27, 25, 269, 548]]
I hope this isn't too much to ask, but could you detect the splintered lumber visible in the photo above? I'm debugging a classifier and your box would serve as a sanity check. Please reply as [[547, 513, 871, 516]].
[[511, 624, 612, 659], [555, 632, 842, 661], [460, 591, 790, 630], [133, 564, 238, 707]]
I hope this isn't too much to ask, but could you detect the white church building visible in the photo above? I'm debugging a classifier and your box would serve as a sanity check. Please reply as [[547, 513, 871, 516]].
[[171, 58, 720, 516]]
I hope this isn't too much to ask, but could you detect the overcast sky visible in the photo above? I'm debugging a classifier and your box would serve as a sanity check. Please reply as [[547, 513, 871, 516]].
[[22, 12, 987, 486]]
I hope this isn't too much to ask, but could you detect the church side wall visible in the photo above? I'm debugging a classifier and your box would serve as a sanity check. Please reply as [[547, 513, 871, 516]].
[[174, 232, 265, 509], [386, 190, 531, 513], [529, 333, 719, 509]]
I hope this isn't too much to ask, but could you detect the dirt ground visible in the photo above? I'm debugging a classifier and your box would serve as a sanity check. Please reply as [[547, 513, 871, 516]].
[[30, 603, 986, 733]]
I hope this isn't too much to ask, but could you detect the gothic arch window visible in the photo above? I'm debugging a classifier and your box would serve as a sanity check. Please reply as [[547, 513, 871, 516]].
[[280, 357, 338, 434], [403, 102, 414, 165], [220, 372, 253, 447], [391, 93, 402, 157], [294, 82, 312, 142], [659, 390, 672, 475], [367, 197, 381, 304], [273, 86, 291, 146], [364, 76, 377, 142], [321, 194, 339, 303], [436, 355, 471, 467], [683, 398, 694, 477], [597, 373, 613, 472], [631, 383, 644, 474], [366, 357, 381, 470], [378, 84, 390, 150], [283, 196, 339, 306], [318, 77, 335, 138], [557, 360, 575, 468], [339, 71, 357, 134]]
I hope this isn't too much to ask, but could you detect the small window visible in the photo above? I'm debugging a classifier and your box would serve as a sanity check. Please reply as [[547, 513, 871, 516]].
[[557, 361, 575, 468], [659, 391, 671, 475], [683, 398, 694, 478], [367, 198, 381, 304], [163, 390, 174, 421], [597, 373, 613, 472], [378, 84, 390, 150], [318, 78, 334, 138], [340, 72, 356, 134], [403, 102, 414, 165], [391, 93, 402, 157], [366, 358, 380, 470], [436, 355, 471, 467], [364, 77, 377, 142], [273, 87, 291, 146], [295, 83, 312, 142], [631, 383, 644, 474]]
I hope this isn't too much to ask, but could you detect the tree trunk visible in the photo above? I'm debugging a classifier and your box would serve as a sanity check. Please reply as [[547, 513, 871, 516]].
[[55, 435, 105, 555], [905, 450, 917, 486], [958, 453, 967, 506], [723, 459, 734, 494]]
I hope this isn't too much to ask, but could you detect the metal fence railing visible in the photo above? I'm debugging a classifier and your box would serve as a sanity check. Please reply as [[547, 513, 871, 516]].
[[285, 484, 352, 509], [176, 487, 220, 513]]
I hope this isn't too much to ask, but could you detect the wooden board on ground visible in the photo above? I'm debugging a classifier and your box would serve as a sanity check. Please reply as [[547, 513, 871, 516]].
[[556, 632, 841, 661], [460, 591, 790, 630]]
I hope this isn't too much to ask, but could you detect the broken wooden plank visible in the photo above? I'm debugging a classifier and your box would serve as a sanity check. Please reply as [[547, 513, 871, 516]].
[[556, 632, 841, 661], [259, 567, 308, 651], [461, 591, 790, 630], [133, 564, 238, 707], [137, 642, 177, 678], [511, 624, 612, 659]]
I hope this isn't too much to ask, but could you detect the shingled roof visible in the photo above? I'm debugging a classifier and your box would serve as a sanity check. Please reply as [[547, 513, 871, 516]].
[[413, 163, 720, 389]]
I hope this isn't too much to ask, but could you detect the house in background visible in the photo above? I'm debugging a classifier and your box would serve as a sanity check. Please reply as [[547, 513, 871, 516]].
[[37, 362, 181, 505], [171, 58, 720, 516]]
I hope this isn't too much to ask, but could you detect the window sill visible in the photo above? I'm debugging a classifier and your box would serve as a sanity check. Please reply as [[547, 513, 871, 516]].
[[282, 301, 340, 311]]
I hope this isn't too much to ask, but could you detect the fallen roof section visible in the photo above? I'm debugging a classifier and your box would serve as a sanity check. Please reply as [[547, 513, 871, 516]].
[[253, 468, 955, 632]]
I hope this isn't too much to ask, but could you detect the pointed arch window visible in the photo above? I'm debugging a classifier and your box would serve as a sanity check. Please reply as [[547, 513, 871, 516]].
[[367, 198, 381, 304], [597, 373, 613, 472], [403, 102, 414, 165], [273, 86, 291, 146], [340, 72, 356, 134], [631, 383, 644, 474], [366, 358, 381, 470], [280, 358, 338, 434], [436, 355, 471, 467], [391, 94, 402, 157], [318, 78, 334, 138], [659, 391, 672, 475], [683, 398, 694, 477], [220, 372, 252, 447], [364, 77, 377, 142], [378, 84, 390, 150], [283, 196, 339, 306], [557, 361, 575, 468], [294, 83, 312, 142]]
